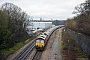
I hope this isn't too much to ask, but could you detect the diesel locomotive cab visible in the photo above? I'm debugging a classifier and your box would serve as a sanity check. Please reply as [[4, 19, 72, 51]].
[[35, 39, 45, 50]]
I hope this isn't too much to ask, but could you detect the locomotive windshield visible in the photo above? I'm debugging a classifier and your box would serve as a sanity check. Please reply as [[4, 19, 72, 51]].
[[36, 40, 40, 42], [41, 40, 44, 43], [36, 40, 44, 43]]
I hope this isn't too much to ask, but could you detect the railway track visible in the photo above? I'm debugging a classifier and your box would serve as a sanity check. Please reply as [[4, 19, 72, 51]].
[[31, 51, 42, 60], [14, 41, 35, 60]]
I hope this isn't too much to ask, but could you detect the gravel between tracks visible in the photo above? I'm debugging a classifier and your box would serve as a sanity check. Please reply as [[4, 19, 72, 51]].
[[40, 28, 62, 60]]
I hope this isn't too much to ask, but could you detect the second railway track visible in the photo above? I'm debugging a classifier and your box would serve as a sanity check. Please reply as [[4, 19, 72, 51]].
[[14, 41, 35, 60]]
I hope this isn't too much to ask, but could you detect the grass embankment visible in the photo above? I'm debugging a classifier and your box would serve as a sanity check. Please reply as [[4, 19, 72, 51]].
[[60, 28, 88, 60], [0, 36, 36, 58]]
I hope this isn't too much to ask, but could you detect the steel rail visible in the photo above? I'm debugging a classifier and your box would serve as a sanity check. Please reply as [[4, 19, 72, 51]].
[[14, 41, 35, 60]]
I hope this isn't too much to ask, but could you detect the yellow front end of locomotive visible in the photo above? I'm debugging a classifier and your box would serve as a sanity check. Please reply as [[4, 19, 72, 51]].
[[36, 42, 44, 48]]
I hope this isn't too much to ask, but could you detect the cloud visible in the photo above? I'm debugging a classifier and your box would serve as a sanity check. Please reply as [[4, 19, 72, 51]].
[[0, 0, 85, 20]]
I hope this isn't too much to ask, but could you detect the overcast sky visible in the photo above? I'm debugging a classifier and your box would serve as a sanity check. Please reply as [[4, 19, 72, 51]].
[[0, 0, 85, 20]]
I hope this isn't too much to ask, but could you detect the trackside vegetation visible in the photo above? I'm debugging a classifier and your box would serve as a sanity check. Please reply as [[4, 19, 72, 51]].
[[65, 0, 90, 36], [0, 2, 34, 60], [64, 0, 90, 59], [0, 36, 36, 59]]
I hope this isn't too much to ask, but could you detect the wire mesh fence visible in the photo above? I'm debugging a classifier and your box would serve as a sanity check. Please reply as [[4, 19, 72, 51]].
[[65, 28, 90, 55]]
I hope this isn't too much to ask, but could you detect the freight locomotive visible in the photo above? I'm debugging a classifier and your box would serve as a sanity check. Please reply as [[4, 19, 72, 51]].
[[35, 32, 48, 50]]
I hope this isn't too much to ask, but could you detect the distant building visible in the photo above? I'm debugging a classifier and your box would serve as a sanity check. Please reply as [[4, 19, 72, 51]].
[[27, 22, 52, 30], [25, 21, 52, 35]]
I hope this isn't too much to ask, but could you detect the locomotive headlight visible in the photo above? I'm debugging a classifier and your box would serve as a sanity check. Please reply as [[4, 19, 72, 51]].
[[36, 43, 38, 46], [42, 44, 44, 46]]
